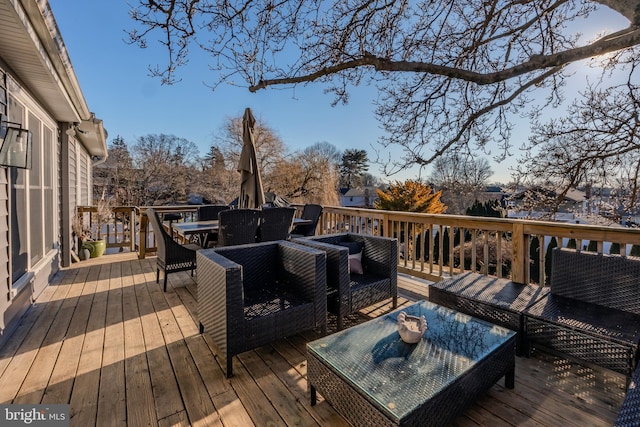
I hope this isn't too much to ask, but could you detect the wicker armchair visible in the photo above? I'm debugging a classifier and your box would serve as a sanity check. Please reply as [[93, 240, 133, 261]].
[[197, 241, 327, 377], [294, 232, 397, 330], [217, 208, 260, 247], [147, 208, 199, 292], [290, 204, 322, 237], [257, 207, 296, 242]]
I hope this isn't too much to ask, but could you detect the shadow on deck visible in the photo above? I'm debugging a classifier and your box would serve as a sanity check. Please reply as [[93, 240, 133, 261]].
[[0, 253, 626, 426]]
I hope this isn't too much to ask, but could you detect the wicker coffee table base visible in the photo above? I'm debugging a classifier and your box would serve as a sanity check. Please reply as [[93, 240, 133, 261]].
[[308, 336, 515, 427]]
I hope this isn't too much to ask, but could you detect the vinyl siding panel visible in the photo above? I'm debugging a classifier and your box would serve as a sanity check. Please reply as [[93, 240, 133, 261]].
[[0, 169, 9, 333]]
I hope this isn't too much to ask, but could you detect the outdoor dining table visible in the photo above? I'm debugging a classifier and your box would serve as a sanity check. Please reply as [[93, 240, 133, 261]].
[[171, 220, 218, 247], [171, 217, 312, 247]]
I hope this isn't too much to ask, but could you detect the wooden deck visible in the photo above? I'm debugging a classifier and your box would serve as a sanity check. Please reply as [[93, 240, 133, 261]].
[[0, 253, 627, 426]]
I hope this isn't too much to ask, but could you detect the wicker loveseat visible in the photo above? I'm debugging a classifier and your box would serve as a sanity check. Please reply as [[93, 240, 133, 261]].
[[197, 241, 327, 377], [294, 233, 397, 330], [616, 363, 640, 426], [524, 248, 640, 379]]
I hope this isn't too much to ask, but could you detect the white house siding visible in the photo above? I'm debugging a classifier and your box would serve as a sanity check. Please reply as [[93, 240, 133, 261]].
[[78, 147, 90, 205], [0, 169, 9, 336], [0, 0, 107, 348], [0, 66, 9, 336], [66, 135, 92, 256], [0, 74, 63, 342], [68, 138, 77, 210]]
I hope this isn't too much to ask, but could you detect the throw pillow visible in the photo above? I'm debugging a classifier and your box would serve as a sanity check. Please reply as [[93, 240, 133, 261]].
[[348, 250, 364, 275], [337, 241, 364, 274]]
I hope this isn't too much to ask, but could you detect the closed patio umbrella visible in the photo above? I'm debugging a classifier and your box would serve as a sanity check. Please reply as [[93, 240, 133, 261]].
[[238, 107, 265, 209]]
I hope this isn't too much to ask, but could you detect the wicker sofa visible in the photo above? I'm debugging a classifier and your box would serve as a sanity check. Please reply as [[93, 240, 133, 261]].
[[197, 240, 327, 377], [429, 271, 550, 356], [524, 248, 640, 379], [294, 233, 397, 330], [616, 362, 640, 426]]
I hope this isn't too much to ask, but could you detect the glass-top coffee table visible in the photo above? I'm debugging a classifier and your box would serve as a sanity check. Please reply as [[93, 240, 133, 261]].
[[307, 300, 516, 426]]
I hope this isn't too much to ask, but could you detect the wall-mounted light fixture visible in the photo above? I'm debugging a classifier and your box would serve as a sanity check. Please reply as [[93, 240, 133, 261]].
[[0, 120, 32, 169]]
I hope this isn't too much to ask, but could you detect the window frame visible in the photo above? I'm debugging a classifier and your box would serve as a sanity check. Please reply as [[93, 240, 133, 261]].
[[7, 78, 59, 285]]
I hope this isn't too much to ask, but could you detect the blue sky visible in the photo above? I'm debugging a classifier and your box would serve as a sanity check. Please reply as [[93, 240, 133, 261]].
[[48, 1, 629, 184]]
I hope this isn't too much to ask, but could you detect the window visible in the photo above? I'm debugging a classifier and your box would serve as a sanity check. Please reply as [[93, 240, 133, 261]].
[[0, 67, 6, 116], [29, 113, 43, 264], [8, 92, 58, 284], [8, 98, 27, 282]]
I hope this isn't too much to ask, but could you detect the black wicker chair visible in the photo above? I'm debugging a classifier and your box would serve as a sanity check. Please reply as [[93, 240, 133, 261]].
[[197, 241, 327, 377], [524, 248, 640, 378], [197, 205, 229, 247], [616, 363, 640, 426], [290, 204, 323, 237], [147, 208, 199, 292], [217, 208, 260, 247], [294, 232, 397, 330], [198, 204, 229, 220], [257, 207, 296, 242]]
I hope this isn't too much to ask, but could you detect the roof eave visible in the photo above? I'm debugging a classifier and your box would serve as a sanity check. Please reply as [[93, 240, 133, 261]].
[[0, 0, 107, 158]]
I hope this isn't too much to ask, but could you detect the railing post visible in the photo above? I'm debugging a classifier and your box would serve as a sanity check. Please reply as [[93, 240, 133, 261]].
[[139, 209, 148, 259], [130, 207, 136, 253], [382, 212, 391, 238], [511, 222, 527, 284]]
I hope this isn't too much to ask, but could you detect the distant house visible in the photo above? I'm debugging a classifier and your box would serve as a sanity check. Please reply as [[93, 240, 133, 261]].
[[0, 2, 107, 344], [340, 187, 381, 208], [480, 185, 507, 203], [505, 187, 587, 219]]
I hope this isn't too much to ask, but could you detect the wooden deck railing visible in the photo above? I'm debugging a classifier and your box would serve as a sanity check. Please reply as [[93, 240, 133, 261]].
[[76, 205, 200, 256], [78, 204, 640, 285], [76, 205, 137, 253], [317, 206, 640, 285]]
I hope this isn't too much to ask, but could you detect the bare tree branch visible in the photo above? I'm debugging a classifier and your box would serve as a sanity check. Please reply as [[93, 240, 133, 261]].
[[127, 0, 640, 194], [250, 28, 640, 91]]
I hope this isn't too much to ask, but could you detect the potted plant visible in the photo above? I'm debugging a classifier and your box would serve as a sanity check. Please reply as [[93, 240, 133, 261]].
[[72, 214, 92, 260], [82, 197, 114, 258]]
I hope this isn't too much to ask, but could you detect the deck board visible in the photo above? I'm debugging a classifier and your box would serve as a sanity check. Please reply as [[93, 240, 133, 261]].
[[0, 254, 627, 426]]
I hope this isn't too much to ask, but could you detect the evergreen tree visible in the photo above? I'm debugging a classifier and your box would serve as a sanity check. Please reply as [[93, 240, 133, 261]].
[[610, 242, 621, 255], [442, 228, 451, 266], [202, 145, 226, 171], [465, 199, 505, 218], [433, 231, 440, 264], [530, 236, 540, 284], [545, 237, 558, 285], [339, 149, 369, 188], [98, 135, 135, 204]]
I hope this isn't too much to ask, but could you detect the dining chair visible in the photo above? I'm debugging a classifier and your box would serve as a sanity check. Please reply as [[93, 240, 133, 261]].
[[197, 204, 229, 247], [217, 208, 261, 246], [197, 204, 229, 220], [257, 207, 296, 242], [290, 204, 323, 238], [147, 208, 200, 291]]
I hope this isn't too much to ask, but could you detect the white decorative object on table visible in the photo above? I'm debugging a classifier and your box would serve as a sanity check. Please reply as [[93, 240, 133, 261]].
[[397, 311, 428, 344]]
